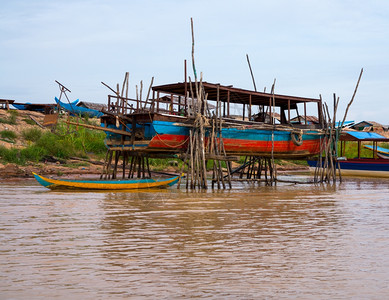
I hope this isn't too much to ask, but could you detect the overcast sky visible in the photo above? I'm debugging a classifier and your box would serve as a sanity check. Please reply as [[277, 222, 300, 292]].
[[1, 0, 388, 123]]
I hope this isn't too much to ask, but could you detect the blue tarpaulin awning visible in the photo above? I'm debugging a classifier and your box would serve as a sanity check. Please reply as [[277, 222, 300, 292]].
[[340, 131, 389, 141]]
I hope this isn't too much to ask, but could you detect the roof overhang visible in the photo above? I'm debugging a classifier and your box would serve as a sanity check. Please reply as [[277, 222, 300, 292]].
[[340, 131, 389, 142], [152, 82, 321, 107]]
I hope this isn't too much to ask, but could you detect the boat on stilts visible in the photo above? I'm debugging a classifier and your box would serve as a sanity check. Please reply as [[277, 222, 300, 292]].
[[55, 77, 326, 189], [98, 81, 326, 158]]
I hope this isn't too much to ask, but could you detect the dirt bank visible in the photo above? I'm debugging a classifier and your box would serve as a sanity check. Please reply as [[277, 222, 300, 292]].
[[0, 161, 103, 178], [0, 109, 309, 179]]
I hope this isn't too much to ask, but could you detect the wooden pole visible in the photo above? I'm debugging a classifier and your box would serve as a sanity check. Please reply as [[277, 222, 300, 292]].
[[246, 54, 257, 92]]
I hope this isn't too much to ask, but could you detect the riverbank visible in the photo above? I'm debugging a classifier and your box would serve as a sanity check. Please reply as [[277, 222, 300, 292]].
[[0, 109, 309, 179], [0, 159, 309, 179]]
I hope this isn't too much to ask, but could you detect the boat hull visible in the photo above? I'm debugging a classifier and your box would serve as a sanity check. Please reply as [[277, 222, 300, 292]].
[[33, 172, 180, 190], [308, 159, 389, 178], [363, 145, 389, 159], [105, 120, 323, 158], [55, 97, 103, 118]]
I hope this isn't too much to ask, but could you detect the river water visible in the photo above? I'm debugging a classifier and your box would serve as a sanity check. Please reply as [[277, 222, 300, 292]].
[[1, 176, 389, 299]]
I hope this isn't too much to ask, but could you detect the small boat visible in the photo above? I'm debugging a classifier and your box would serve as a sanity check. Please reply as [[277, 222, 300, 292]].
[[308, 131, 389, 178], [33, 172, 180, 190], [363, 144, 389, 159], [55, 97, 103, 118], [307, 158, 389, 178], [12, 102, 57, 113]]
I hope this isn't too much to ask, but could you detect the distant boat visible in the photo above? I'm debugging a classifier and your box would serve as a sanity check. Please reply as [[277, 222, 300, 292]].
[[12, 102, 57, 113], [308, 131, 389, 178], [12, 103, 30, 110], [55, 97, 103, 118], [33, 172, 180, 190], [363, 145, 389, 159]]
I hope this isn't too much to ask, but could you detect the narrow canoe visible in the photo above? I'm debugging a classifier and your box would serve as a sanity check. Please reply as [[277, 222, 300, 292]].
[[33, 172, 180, 190], [363, 145, 389, 159]]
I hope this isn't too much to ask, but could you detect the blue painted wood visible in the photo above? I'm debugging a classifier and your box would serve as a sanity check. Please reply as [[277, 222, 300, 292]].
[[109, 120, 321, 143], [308, 159, 389, 172], [55, 97, 103, 118], [364, 145, 389, 158]]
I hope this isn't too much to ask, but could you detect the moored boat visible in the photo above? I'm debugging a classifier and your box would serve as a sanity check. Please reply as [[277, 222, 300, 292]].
[[308, 131, 389, 178], [363, 144, 389, 159], [100, 81, 325, 158], [33, 172, 180, 190], [12, 102, 57, 113], [307, 158, 389, 178]]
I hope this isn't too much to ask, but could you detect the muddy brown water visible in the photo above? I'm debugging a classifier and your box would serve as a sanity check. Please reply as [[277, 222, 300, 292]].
[[1, 176, 389, 299]]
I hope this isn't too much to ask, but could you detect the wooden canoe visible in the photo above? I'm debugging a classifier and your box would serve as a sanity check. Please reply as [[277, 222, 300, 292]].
[[32, 172, 180, 190], [363, 144, 389, 159]]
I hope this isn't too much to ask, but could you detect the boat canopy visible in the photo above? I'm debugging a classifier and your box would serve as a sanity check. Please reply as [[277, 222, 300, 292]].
[[152, 82, 321, 107], [340, 131, 389, 142]]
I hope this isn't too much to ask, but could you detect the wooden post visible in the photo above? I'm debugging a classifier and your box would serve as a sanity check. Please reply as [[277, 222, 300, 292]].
[[243, 104, 245, 121], [184, 60, 188, 115], [157, 91, 160, 112], [227, 90, 230, 118], [288, 99, 291, 123], [249, 94, 252, 119]]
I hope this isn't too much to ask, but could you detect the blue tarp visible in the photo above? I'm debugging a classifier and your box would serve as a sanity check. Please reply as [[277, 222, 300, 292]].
[[346, 131, 386, 140], [334, 121, 354, 128]]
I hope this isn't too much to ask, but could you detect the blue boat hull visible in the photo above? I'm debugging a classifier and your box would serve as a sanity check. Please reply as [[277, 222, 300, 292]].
[[104, 119, 324, 158], [55, 97, 103, 118], [308, 158, 389, 178]]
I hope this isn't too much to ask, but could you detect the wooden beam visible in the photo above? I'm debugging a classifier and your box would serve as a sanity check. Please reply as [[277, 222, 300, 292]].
[[65, 120, 133, 136]]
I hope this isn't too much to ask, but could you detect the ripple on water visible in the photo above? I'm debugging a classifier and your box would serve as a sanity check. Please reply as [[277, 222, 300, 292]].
[[1, 178, 389, 298]]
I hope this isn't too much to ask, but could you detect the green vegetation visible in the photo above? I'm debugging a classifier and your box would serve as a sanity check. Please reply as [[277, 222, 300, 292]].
[[0, 119, 107, 165], [149, 158, 183, 171], [0, 147, 20, 164], [22, 118, 37, 125], [0, 110, 18, 125], [0, 130, 17, 141], [339, 142, 389, 158], [22, 128, 42, 142]]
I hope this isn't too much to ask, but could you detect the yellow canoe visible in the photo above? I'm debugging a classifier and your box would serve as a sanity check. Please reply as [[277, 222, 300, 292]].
[[32, 172, 180, 190]]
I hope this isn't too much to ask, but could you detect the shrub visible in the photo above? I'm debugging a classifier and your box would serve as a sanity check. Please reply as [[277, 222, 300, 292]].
[[35, 131, 74, 159], [20, 145, 47, 162], [0, 146, 24, 164], [22, 118, 36, 125], [0, 113, 16, 125], [0, 130, 17, 141], [0, 118, 108, 165], [22, 128, 42, 142]]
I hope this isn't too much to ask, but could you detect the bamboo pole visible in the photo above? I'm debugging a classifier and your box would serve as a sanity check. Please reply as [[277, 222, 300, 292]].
[[246, 54, 257, 92]]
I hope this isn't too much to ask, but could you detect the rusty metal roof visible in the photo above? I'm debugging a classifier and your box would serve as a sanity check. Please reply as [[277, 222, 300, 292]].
[[152, 82, 321, 106]]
